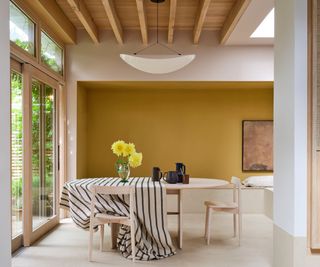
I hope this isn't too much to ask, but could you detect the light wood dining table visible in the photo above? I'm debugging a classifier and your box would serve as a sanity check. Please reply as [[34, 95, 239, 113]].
[[164, 178, 229, 249], [62, 177, 229, 253]]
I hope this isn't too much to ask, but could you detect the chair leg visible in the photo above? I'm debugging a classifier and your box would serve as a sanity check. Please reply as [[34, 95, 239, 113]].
[[89, 222, 94, 261], [111, 223, 119, 249], [233, 214, 236, 237], [206, 209, 212, 245], [100, 224, 104, 252], [131, 223, 136, 262], [204, 206, 209, 238], [238, 213, 242, 246]]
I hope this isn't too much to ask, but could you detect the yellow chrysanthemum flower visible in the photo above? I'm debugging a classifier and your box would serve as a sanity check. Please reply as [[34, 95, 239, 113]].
[[129, 152, 143, 168], [111, 140, 126, 156], [123, 142, 136, 157]]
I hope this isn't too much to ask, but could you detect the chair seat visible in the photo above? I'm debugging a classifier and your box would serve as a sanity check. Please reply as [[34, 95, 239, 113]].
[[94, 213, 130, 225], [204, 200, 238, 209], [95, 213, 129, 220]]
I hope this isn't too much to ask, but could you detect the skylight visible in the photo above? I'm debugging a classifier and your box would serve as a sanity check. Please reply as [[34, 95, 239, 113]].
[[250, 8, 274, 38]]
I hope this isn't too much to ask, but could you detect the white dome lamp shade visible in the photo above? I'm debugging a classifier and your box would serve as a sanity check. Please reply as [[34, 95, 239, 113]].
[[120, 54, 196, 74], [120, 0, 196, 74]]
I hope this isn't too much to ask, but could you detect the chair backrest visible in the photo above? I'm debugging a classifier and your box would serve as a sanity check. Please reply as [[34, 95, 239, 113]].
[[231, 176, 241, 210], [91, 185, 133, 195], [89, 185, 135, 219]]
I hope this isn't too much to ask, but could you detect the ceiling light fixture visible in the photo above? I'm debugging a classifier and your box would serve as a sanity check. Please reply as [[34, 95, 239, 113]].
[[120, 0, 195, 74]]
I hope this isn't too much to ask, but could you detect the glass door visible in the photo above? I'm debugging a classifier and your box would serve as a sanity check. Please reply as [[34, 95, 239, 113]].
[[11, 59, 23, 251], [31, 80, 56, 230], [23, 65, 59, 245], [9, 63, 61, 248]]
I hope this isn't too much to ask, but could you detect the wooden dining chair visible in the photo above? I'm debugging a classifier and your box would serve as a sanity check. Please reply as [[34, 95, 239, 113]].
[[204, 176, 242, 245], [88, 185, 136, 262]]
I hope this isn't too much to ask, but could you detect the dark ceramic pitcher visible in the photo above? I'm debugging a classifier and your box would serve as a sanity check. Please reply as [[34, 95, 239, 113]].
[[163, 171, 178, 184], [176, 163, 186, 183]]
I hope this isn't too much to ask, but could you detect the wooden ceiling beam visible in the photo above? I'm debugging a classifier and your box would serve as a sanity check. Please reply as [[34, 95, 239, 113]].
[[135, 0, 148, 45], [168, 0, 177, 44], [101, 0, 123, 44], [25, 0, 77, 44], [220, 0, 251, 44], [67, 0, 99, 44], [193, 0, 211, 44]]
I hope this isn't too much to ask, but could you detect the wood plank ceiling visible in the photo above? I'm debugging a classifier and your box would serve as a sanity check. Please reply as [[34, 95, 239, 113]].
[[54, 0, 250, 45]]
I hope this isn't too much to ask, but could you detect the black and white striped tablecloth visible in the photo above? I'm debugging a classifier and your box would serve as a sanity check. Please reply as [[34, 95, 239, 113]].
[[60, 177, 176, 260]]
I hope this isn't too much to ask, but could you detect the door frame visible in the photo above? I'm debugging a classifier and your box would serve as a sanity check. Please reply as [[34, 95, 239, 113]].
[[22, 63, 60, 246]]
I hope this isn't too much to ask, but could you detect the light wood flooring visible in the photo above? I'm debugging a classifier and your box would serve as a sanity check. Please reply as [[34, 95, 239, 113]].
[[13, 214, 273, 267]]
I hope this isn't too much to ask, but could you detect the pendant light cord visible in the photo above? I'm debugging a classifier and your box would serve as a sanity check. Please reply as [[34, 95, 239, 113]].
[[133, 0, 182, 56], [156, 0, 159, 44]]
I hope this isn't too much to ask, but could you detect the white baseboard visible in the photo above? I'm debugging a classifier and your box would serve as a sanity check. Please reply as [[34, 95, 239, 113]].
[[274, 224, 320, 267]]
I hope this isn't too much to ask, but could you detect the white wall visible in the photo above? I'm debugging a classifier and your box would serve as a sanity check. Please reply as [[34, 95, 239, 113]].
[[274, 0, 309, 265], [0, 0, 11, 266], [66, 30, 274, 180], [274, 0, 307, 238]]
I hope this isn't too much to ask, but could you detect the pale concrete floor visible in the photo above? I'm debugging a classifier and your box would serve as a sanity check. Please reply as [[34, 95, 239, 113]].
[[12, 214, 273, 267]]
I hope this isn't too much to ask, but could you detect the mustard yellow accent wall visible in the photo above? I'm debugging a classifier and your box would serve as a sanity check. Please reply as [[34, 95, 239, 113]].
[[77, 82, 273, 180], [77, 85, 88, 178]]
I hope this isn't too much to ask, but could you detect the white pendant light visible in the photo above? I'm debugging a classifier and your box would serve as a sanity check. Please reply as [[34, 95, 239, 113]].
[[120, 54, 195, 74], [120, 0, 195, 74]]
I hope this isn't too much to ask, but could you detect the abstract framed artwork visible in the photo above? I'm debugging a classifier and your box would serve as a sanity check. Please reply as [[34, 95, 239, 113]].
[[242, 120, 273, 172]]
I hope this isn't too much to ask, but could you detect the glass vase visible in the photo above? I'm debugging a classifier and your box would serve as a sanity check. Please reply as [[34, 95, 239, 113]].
[[116, 161, 130, 183]]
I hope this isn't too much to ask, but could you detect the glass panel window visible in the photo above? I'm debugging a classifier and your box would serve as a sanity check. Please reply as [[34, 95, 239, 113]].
[[41, 32, 63, 75], [9, 1, 35, 56], [32, 80, 41, 229], [44, 85, 55, 220], [32, 80, 56, 230], [11, 71, 23, 238]]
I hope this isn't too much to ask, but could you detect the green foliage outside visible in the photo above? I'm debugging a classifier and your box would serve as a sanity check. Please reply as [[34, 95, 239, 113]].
[[10, 3, 57, 216], [31, 82, 55, 216], [13, 36, 62, 74], [13, 39, 34, 55], [41, 54, 62, 75], [11, 72, 23, 210], [10, 1, 35, 56], [41, 32, 63, 75], [11, 73, 55, 216]]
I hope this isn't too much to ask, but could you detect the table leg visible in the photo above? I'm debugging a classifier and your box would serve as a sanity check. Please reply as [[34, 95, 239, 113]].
[[166, 189, 183, 249], [111, 223, 119, 249], [178, 190, 183, 249]]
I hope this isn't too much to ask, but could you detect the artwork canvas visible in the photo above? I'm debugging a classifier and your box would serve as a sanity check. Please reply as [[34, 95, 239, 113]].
[[242, 120, 273, 171]]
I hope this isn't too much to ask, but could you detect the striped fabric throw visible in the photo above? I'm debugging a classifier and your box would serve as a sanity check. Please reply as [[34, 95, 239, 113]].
[[60, 177, 176, 260]]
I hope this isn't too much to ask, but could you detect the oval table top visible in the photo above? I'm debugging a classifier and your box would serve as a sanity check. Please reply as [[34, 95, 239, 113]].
[[162, 177, 229, 190]]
